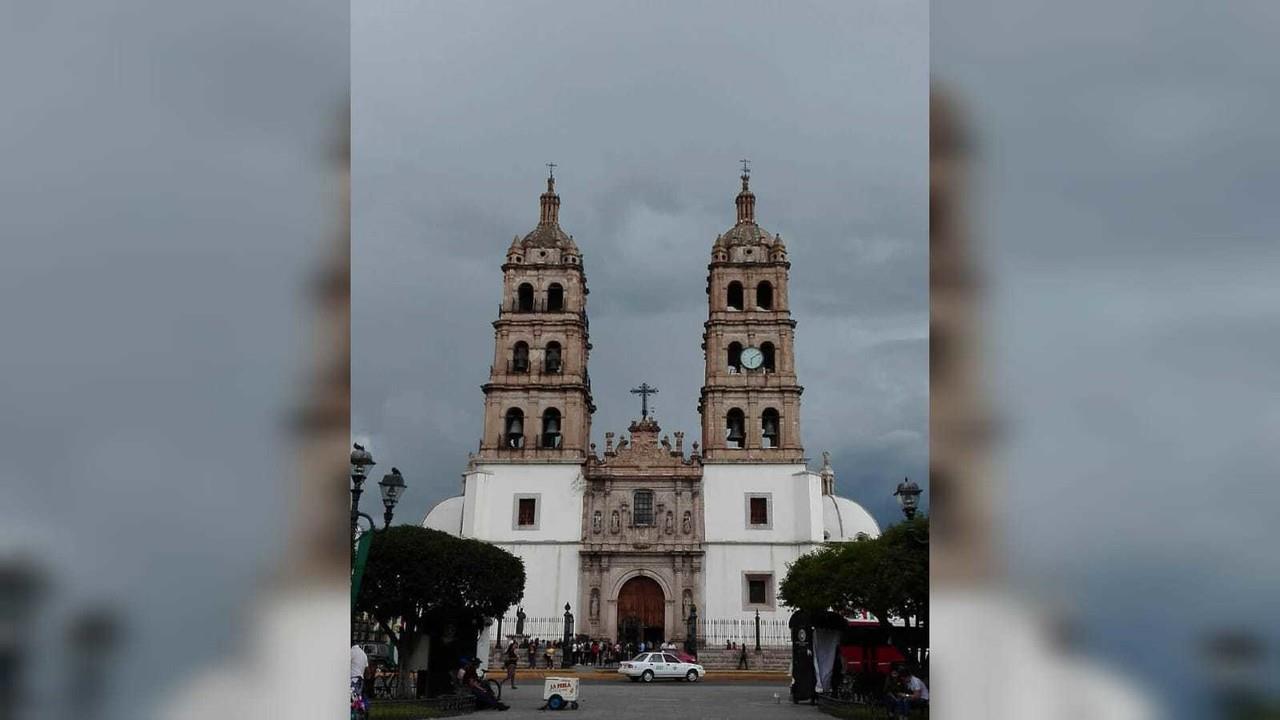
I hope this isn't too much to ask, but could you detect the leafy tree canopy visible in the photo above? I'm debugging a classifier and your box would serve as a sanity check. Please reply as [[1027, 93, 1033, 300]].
[[355, 526, 526, 641], [779, 515, 928, 627]]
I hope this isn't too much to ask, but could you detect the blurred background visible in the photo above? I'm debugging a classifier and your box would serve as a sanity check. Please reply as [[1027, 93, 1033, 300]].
[[932, 1, 1279, 718], [2, 1, 1277, 718], [0, 1, 347, 718]]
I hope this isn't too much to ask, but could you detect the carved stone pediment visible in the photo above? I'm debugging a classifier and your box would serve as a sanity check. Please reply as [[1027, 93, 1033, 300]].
[[599, 417, 685, 468]]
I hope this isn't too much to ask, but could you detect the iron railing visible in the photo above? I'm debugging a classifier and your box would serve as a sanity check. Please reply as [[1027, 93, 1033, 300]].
[[490, 615, 793, 647]]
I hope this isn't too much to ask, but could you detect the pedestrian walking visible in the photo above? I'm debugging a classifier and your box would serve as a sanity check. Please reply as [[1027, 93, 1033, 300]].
[[503, 641, 519, 690]]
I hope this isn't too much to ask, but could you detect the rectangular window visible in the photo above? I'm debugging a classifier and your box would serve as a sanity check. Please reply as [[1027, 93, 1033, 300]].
[[633, 490, 654, 526], [517, 498, 537, 527], [749, 496, 768, 525], [742, 572, 775, 609]]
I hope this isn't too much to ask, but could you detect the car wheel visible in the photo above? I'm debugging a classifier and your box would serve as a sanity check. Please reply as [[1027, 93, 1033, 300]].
[[641, 670, 654, 683], [685, 669, 699, 682], [547, 694, 565, 710]]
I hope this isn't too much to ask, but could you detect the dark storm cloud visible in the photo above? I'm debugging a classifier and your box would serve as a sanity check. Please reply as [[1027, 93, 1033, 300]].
[[352, 0, 928, 529]]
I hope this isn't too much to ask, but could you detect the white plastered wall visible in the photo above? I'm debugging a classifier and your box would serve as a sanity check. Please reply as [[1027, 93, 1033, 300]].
[[460, 463, 583, 620]]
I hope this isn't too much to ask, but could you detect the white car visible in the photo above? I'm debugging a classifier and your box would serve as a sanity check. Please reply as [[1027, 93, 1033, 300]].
[[617, 652, 705, 683]]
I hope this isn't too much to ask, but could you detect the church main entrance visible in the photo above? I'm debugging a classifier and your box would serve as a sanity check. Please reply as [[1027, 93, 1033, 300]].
[[616, 576, 664, 646]]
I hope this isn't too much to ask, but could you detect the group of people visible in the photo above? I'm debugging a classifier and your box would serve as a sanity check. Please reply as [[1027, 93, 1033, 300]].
[[506, 637, 672, 670]]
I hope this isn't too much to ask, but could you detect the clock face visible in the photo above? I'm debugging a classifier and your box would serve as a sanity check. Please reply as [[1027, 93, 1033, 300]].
[[740, 346, 764, 370]]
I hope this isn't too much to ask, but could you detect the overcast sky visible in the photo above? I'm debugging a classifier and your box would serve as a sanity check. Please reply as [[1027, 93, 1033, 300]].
[[352, 1, 929, 530], [935, 1, 1280, 715]]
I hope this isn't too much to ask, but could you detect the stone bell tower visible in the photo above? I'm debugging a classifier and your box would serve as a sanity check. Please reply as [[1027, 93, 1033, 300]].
[[478, 169, 594, 461], [698, 165, 804, 462]]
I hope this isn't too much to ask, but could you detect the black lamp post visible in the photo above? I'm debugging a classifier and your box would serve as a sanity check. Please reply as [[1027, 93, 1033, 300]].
[[893, 477, 923, 520], [754, 608, 761, 653], [350, 443, 377, 539], [378, 467, 406, 529]]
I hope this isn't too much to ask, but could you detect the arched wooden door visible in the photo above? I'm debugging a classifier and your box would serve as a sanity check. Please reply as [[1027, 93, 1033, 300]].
[[616, 576, 665, 645]]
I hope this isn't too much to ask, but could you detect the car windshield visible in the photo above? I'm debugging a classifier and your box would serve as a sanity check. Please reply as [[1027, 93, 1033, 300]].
[[633, 653, 651, 662]]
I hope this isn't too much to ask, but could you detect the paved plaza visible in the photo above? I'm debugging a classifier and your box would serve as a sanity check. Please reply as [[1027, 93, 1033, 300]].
[[491, 680, 815, 719]]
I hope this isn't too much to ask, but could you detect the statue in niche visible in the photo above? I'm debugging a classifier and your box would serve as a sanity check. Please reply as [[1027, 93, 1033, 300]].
[[665, 510, 674, 534], [682, 510, 692, 534], [592, 510, 602, 534], [610, 510, 620, 533], [589, 590, 600, 619], [682, 589, 693, 619]]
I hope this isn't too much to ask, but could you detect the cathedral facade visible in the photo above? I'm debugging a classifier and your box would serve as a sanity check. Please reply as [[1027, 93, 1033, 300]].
[[425, 169, 878, 645]]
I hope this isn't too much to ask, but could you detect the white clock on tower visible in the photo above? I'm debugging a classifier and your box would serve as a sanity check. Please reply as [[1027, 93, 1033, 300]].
[[740, 346, 764, 370]]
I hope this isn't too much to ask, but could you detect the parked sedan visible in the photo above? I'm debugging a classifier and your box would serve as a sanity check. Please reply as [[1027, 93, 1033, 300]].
[[617, 652, 705, 683]]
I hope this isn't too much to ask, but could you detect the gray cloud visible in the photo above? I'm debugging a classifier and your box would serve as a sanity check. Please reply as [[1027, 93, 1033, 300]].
[[352, 0, 928, 530]]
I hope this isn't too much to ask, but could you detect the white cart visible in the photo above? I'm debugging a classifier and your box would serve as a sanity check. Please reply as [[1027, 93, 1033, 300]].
[[541, 676, 580, 711]]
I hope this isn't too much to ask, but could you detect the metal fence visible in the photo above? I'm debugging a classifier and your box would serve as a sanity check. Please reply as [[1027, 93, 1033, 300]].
[[493, 615, 566, 643], [491, 615, 792, 647], [699, 617, 791, 647]]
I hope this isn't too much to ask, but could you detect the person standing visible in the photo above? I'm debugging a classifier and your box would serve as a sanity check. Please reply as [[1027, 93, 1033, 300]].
[[503, 641, 519, 690], [737, 644, 748, 670], [350, 644, 370, 714], [527, 639, 536, 668]]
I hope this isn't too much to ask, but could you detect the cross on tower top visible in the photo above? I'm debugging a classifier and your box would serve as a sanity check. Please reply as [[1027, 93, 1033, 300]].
[[546, 162, 557, 179], [630, 382, 659, 419], [740, 158, 750, 176]]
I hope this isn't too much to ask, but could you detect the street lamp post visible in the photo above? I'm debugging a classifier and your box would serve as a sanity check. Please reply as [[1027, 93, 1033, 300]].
[[893, 477, 923, 520], [350, 443, 376, 539], [754, 608, 761, 653], [378, 467, 406, 529]]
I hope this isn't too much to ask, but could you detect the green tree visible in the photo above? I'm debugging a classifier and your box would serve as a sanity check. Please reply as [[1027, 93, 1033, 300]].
[[779, 516, 928, 664], [355, 526, 525, 697]]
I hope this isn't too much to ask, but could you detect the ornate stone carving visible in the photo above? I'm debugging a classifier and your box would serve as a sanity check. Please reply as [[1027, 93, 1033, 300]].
[[592, 510, 602, 534], [610, 510, 620, 533], [682, 510, 692, 534]]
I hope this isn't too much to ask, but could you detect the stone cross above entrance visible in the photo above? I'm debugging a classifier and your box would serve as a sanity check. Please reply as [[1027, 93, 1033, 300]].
[[630, 382, 658, 419]]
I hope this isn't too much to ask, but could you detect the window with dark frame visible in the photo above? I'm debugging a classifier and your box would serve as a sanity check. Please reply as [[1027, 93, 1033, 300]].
[[749, 496, 769, 525], [633, 490, 654, 526], [748, 577, 768, 605], [517, 497, 537, 526]]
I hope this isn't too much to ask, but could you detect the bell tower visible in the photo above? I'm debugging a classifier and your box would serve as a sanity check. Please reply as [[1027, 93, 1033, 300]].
[[698, 165, 804, 462], [478, 168, 594, 461]]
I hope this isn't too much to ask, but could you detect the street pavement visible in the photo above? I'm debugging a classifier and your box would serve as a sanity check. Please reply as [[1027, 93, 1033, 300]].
[[492, 680, 815, 719]]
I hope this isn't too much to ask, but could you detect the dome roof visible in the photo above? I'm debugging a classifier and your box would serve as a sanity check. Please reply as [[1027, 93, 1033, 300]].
[[521, 223, 579, 252], [513, 175, 580, 254], [715, 221, 777, 248], [423, 495, 464, 536], [822, 494, 880, 542]]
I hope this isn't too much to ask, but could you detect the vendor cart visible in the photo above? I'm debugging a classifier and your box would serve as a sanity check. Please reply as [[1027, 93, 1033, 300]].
[[540, 676, 580, 711]]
